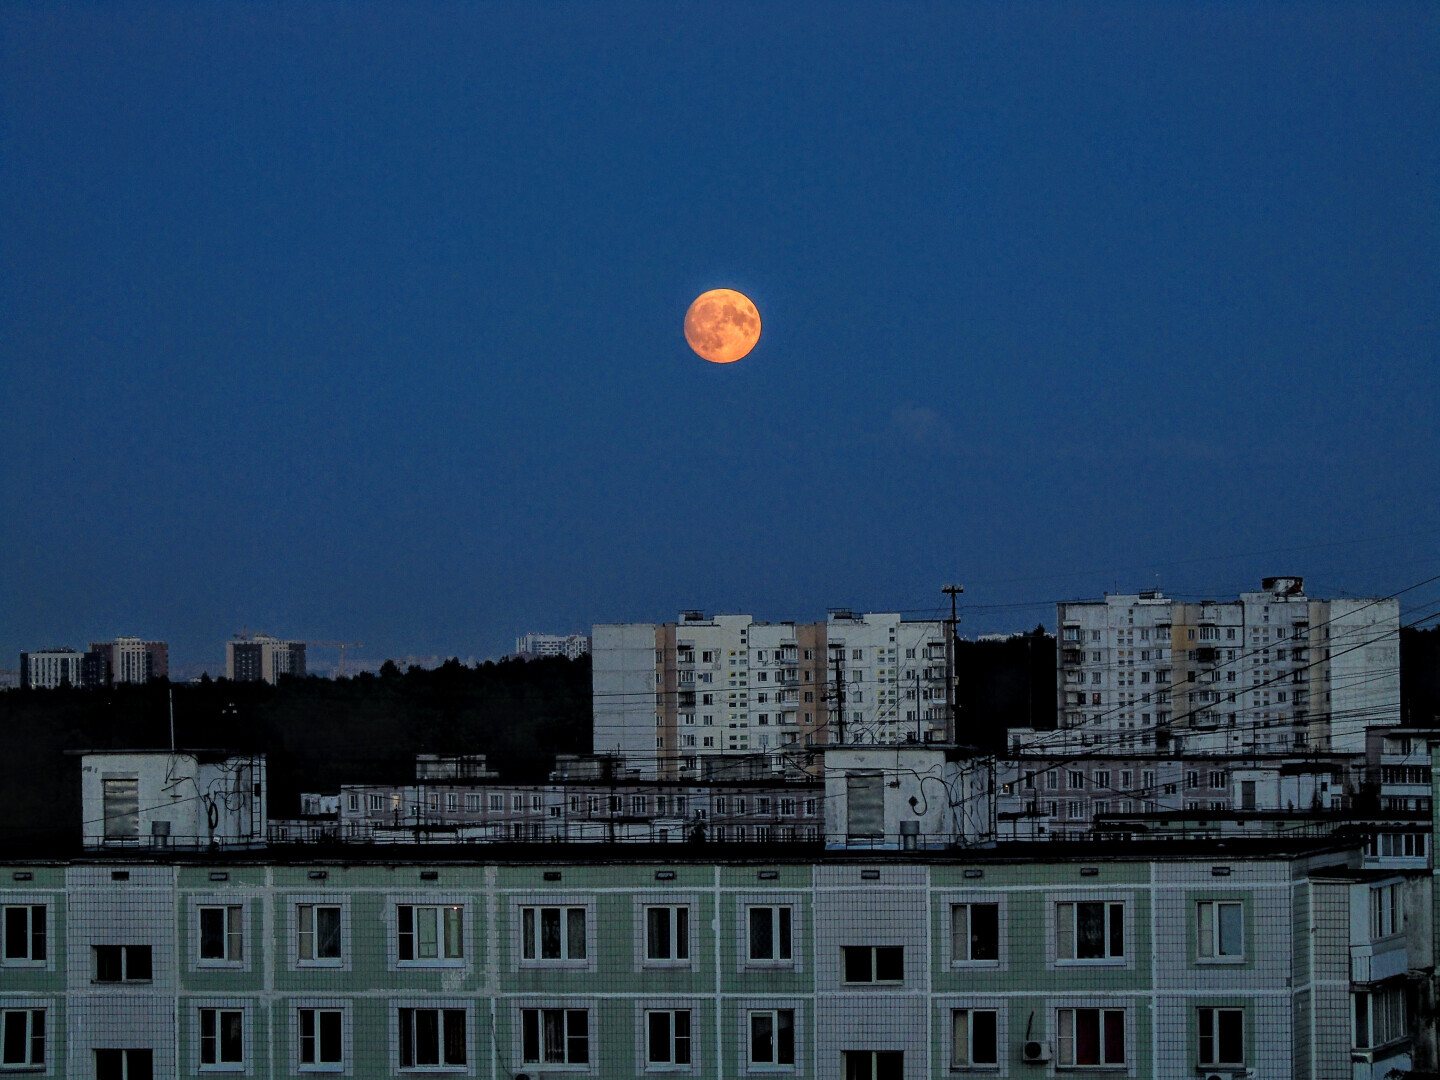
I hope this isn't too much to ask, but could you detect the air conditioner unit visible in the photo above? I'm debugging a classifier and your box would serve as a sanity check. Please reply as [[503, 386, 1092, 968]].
[[1021, 1040, 1051, 1063]]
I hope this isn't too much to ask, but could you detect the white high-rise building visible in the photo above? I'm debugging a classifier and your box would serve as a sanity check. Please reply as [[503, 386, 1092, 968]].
[[515, 633, 590, 659], [593, 611, 951, 779], [89, 637, 169, 684], [1055, 577, 1400, 756]]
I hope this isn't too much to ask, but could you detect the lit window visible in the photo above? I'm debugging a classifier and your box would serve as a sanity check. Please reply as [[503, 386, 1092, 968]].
[[398, 906, 463, 962]]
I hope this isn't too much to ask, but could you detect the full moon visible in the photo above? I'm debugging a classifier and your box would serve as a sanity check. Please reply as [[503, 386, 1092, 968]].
[[684, 289, 761, 364]]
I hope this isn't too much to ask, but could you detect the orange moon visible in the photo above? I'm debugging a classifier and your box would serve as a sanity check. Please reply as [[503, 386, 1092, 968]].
[[684, 289, 761, 363]]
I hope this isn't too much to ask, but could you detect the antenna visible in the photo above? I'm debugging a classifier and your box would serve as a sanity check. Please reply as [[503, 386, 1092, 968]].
[[168, 688, 176, 754]]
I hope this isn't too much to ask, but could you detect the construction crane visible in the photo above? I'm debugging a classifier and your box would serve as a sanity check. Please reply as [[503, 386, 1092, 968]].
[[303, 642, 364, 678]]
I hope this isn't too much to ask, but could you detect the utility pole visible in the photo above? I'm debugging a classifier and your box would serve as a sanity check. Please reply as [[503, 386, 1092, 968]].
[[942, 584, 963, 744]]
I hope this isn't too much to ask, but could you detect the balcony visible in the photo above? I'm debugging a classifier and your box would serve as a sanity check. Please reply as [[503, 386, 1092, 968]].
[[1351, 939, 1408, 985]]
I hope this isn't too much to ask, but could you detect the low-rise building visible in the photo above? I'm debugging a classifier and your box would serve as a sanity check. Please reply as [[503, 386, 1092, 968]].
[[0, 836, 1401, 1079], [76, 750, 267, 850]]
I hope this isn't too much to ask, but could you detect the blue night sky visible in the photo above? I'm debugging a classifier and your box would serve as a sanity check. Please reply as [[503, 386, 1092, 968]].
[[2, 4, 1437, 671]]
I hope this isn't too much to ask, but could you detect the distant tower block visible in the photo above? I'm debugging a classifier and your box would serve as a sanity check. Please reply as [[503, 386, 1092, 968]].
[[226, 634, 307, 685]]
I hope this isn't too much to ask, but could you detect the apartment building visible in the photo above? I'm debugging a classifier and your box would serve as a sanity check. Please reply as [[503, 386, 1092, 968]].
[[18, 648, 106, 690], [515, 633, 591, 659], [88, 638, 169, 685], [593, 611, 952, 780], [1056, 577, 1401, 757], [225, 635, 306, 685], [0, 837, 1403, 1079]]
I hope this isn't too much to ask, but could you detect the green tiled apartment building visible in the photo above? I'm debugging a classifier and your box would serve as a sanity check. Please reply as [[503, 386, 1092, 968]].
[[0, 841, 1405, 1078]]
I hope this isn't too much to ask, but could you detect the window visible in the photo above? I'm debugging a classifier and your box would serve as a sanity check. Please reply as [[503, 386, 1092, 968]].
[[298, 1009, 343, 1070], [94, 1049, 153, 1080], [398, 1008, 466, 1070], [2, 906, 45, 964], [297, 906, 342, 962], [398, 906, 463, 962], [749, 1011, 795, 1067], [1056, 902, 1123, 961], [951, 1009, 997, 1067], [950, 903, 999, 963], [489, 794, 503, 812], [521, 1009, 588, 1065], [1197, 1008, 1243, 1067], [842, 1051, 902, 1079], [1354, 986, 1406, 1050], [1057, 1008, 1124, 1066], [1371, 884, 1402, 939], [646, 906, 690, 962], [102, 777, 140, 839], [199, 906, 243, 962], [1, 1009, 44, 1070], [748, 906, 793, 962], [842, 946, 903, 983], [465, 794, 480, 812], [520, 907, 586, 960], [95, 945, 152, 982], [199, 1009, 243, 1069], [646, 1010, 692, 1067], [1197, 901, 1243, 960]]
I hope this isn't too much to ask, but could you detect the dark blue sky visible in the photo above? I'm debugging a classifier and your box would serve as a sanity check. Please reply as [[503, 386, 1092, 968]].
[[3, 3, 1437, 671]]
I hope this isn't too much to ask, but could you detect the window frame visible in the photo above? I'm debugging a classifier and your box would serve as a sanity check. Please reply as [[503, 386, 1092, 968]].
[[841, 1050, 903, 1079], [950, 1007, 999, 1069], [1195, 900, 1244, 964], [841, 945, 904, 985], [294, 902, 346, 968], [1196, 1006, 1245, 1068], [745, 1007, 798, 1072], [518, 1006, 590, 1068], [395, 903, 465, 966], [197, 1006, 246, 1072], [643, 1009, 693, 1071], [93, 1048, 153, 1080], [747, 905, 794, 965], [0, 1006, 46, 1072], [643, 905, 692, 966], [93, 944, 153, 984], [514, 898, 594, 971], [1055, 1006, 1126, 1067], [1, 905, 48, 968], [1052, 898, 1127, 966], [196, 903, 245, 968], [294, 1003, 348, 1073], [394, 1003, 469, 1073], [949, 901, 1001, 967]]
